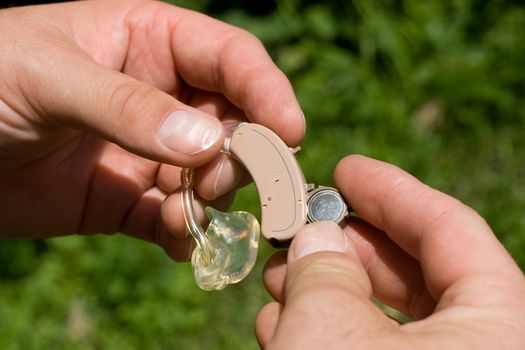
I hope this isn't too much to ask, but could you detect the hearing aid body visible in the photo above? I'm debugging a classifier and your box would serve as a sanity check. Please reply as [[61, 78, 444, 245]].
[[225, 123, 309, 242], [225, 123, 348, 244]]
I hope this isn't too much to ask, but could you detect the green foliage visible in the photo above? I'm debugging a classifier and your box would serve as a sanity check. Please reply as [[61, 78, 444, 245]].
[[1, 0, 524, 348]]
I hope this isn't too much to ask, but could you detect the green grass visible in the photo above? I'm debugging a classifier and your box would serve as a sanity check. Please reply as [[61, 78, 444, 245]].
[[1, 0, 524, 348]]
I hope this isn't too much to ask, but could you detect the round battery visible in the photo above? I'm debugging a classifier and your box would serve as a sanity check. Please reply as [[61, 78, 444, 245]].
[[306, 188, 347, 224]]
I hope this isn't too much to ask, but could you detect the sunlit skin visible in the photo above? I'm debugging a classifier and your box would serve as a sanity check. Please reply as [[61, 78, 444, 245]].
[[2, 1, 525, 348], [0, 0, 305, 261], [258, 155, 525, 349]]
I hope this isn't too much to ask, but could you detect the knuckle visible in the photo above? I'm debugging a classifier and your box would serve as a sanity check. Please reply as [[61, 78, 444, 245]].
[[216, 28, 272, 100], [421, 190, 483, 235], [377, 174, 409, 224], [221, 29, 267, 68], [105, 79, 157, 126], [226, 28, 263, 47]]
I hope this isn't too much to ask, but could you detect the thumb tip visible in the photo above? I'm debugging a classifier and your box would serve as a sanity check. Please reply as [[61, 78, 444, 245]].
[[290, 222, 348, 262]]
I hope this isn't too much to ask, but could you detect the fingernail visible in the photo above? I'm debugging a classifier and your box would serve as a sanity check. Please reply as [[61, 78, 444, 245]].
[[159, 110, 222, 155], [300, 110, 306, 135], [292, 222, 347, 260], [212, 157, 227, 198], [212, 157, 242, 199]]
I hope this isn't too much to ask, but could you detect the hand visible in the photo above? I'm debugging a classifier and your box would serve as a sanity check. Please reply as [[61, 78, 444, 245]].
[[0, 0, 304, 260], [257, 155, 525, 349]]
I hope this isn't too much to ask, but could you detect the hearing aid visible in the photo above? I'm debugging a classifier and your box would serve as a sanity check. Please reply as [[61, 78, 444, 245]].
[[181, 123, 348, 290]]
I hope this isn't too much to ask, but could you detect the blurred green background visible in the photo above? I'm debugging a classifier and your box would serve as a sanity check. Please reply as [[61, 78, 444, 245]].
[[1, 0, 525, 348]]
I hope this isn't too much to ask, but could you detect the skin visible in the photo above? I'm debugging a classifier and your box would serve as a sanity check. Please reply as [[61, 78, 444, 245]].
[[2, 1, 524, 347], [0, 0, 305, 261], [258, 155, 525, 349]]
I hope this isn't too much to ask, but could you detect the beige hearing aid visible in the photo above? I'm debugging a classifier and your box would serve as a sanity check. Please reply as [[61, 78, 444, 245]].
[[225, 123, 348, 244], [181, 123, 348, 290]]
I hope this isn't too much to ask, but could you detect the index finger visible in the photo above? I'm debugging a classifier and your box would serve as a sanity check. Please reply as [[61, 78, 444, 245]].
[[334, 155, 523, 300], [41, 0, 304, 145], [163, 4, 305, 146]]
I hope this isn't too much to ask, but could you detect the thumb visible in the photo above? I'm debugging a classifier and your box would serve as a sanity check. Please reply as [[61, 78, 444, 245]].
[[287, 221, 373, 306], [271, 222, 392, 347], [27, 51, 224, 167]]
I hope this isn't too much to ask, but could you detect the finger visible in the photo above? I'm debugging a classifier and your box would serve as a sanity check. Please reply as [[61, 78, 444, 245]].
[[155, 100, 248, 197], [187, 90, 233, 119], [262, 250, 287, 302], [59, 0, 305, 145], [160, 189, 236, 240], [193, 107, 248, 200], [156, 164, 182, 195], [334, 155, 524, 300], [156, 100, 249, 201], [21, 42, 224, 168], [77, 140, 160, 235], [116, 186, 191, 261], [262, 221, 436, 319], [158, 4, 305, 146], [156, 153, 246, 202], [123, 186, 235, 261], [345, 218, 436, 319], [255, 302, 282, 349], [120, 186, 166, 242], [158, 231, 196, 262], [270, 222, 393, 347], [193, 153, 245, 201]]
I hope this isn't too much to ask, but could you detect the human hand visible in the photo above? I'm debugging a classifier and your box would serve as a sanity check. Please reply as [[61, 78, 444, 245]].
[[257, 155, 525, 349], [0, 0, 304, 260]]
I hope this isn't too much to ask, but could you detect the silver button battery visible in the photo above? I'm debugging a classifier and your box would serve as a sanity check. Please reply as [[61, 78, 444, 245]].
[[306, 186, 348, 224]]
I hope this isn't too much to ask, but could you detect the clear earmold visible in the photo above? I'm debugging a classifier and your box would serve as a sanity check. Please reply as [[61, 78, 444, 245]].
[[181, 168, 260, 291]]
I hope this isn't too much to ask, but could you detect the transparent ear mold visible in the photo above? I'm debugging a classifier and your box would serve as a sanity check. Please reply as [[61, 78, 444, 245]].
[[181, 168, 260, 291]]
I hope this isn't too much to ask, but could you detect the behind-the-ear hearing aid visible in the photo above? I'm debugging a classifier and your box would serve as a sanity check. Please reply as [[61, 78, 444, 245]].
[[181, 123, 349, 290]]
